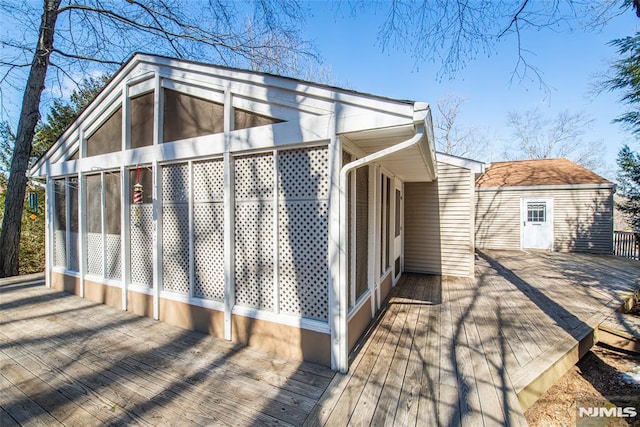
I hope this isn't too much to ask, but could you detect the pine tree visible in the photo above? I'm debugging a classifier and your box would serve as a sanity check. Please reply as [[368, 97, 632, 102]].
[[605, 33, 640, 232], [616, 145, 640, 231], [32, 76, 109, 161], [0, 77, 107, 274]]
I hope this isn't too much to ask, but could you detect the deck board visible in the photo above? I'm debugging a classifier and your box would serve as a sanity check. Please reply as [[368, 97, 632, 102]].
[[455, 276, 502, 425], [600, 311, 640, 339], [370, 278, 424, 425], [0, 370, 66, 427], [347, 294, 407, 425], [447, 278, 483, 426], [393, 276, 429, 426], [415, 291, 441, 427], [1, 250, 638, 426]]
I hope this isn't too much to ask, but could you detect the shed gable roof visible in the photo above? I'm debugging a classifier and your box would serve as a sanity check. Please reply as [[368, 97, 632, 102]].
[[476, 158, 610, 188], [435, 152, 485, 173]]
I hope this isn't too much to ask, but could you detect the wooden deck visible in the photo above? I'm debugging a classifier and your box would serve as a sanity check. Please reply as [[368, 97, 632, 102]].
[[2, 251, 639, 426], [598, 304, 640, 353], [308, 250, 640, 426], [0, 275, 334, 426]]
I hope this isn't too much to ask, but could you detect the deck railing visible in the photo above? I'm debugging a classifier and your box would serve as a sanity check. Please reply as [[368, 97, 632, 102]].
[[613, 231, 640, 260]]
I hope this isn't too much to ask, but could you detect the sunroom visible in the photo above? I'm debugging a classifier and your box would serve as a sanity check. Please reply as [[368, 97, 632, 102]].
[[30, 54, 441, 371]]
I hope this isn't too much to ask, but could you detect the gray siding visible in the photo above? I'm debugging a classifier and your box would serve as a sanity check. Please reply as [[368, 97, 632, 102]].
[[475, 187, 613, 254], [405, 162, 474, 277]]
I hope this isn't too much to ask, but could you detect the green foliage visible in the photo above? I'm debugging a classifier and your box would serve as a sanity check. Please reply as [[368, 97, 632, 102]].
[[0, 120, 43, 273], [0, 182, 45, 274], [616, 145, 640, 231], [32, 75, 109, 160], [0, 122, 14, 180], [606, 33, 640, 230], [0, 76, 107, 274], [606, 33, 640, 136], [17, 186, 45, 274]]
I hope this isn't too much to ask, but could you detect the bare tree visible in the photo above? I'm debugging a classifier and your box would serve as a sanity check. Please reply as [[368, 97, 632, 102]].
[[347, 0, 633, 85], [503, 108, 601, 170], [0, 0, 315, 277], [433, 94, 489, 160], [2, 1, 636, 276]]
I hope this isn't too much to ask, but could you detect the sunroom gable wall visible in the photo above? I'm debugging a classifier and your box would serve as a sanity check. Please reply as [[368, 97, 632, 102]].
[[36, 57, 417, 179], [34, 55, 434, 370]]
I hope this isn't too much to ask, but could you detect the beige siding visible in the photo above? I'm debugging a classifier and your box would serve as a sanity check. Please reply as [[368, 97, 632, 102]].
[[404, 162, 474, 277], [475, 190, 521, 250], [475, 187, 613, 254]]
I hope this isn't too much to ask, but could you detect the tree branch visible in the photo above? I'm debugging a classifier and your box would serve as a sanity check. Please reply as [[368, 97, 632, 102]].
[[498, 0, 530, 38], [51, 49, 122, 65], [57, 3, 242, 51]]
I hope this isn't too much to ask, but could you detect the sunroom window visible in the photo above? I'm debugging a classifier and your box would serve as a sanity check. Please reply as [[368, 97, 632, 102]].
[[234, 108, 282, 130], [130, 92, 154, 149], [163, 88, 223, 142], [86, 107, 122, 157]]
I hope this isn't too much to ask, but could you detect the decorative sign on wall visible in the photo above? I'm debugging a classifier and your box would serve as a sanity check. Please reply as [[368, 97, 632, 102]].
[[132, 166, 143, 227]]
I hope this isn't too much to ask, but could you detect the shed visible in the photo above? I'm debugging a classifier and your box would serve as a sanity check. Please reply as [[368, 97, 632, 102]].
[[475, 158, 614, 253], [30, 53, 478, 371]]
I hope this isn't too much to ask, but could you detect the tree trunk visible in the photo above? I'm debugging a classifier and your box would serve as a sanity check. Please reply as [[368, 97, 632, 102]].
[[0, 0, 60, 277]]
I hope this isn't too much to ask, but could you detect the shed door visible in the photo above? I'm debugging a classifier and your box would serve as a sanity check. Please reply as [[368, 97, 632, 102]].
[[521, 198, 553, 250]]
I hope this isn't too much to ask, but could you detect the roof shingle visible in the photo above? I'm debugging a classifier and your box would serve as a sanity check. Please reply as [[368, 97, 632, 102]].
[[475, 158, 611, 188]]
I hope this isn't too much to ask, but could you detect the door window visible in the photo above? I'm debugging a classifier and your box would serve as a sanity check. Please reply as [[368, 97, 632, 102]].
[[527, 202, 546, 223]]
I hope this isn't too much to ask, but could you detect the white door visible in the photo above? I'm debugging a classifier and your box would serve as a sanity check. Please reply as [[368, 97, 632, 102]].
[[521, 198, 554, 250], [393, 182, 403, 282]]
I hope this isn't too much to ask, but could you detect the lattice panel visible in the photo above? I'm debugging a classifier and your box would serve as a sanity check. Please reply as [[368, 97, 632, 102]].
[[193, 203, 224, 301], [162, 204, 190, 294], [86, 232, 103, 276], [234, 153, 274, 200], [234, 202, 273, 310], [54, 230, 67, 267], [69, 232, 79, 272], [163, 163, 189, 203], [105, 234, 122, 280], [278, 201, 329, 320], [193, 159, 223, 202], [278, 146, 329, 200], [130, 205, 153, 286]]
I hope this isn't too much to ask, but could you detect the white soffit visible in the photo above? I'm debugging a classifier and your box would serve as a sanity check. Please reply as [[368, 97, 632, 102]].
[[341, 125, 435, 182]]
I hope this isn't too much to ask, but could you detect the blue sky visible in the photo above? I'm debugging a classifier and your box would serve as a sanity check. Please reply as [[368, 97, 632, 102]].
[[301, 2, 639, 177], [1, 1, 638, 179]]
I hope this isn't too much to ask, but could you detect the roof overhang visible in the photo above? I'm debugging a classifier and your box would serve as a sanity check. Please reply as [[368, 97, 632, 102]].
[[435, 152, 485, 173], [339, 104, 437, 182], [30, 53, 424, 179]]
